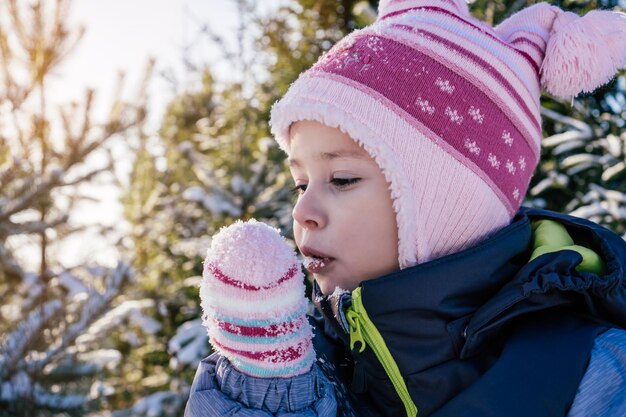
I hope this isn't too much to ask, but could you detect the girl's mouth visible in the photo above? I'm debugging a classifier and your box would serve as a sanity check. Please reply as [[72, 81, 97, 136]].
[[299, 246, 335, 274], [303, 256, 334, 274]]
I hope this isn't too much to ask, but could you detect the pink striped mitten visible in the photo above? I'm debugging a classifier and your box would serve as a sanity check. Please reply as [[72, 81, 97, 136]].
[[200, 219, 315, 378]]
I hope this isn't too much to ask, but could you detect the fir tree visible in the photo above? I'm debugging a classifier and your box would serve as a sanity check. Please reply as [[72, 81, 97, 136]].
[[0, 1, 150, 415]]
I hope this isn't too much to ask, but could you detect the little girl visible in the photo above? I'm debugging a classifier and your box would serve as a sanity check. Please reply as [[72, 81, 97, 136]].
[[185, 1, 626, 416]]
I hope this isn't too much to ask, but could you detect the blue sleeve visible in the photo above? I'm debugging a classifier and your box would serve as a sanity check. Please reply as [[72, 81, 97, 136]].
[[567, 328, 626, 417], [183, 353, 337, 417]]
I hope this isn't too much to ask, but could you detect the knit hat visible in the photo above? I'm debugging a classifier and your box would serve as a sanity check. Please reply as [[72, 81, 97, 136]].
[[269, 1, 626, 268], [200, 219, 315, 378]]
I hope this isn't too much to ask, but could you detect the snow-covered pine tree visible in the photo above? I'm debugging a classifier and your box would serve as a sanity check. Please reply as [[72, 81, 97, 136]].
[[121, 2, 296, 385], [0, 1, 152, 415], [528, 84, 626, 238], [122, 1, 364, 390]]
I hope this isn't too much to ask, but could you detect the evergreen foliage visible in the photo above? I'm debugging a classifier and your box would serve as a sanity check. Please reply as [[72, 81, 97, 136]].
[[0, 1, 151, 415]]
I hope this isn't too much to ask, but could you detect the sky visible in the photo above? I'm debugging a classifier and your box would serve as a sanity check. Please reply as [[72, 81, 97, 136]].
[[11, 0, 277, 270], [51, 0, 241, 123]]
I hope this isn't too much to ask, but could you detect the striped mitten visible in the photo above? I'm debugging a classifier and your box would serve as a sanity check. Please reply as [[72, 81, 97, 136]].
[[200, 219, 315, 378]]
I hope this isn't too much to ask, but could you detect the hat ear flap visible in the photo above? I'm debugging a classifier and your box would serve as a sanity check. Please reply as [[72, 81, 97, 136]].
[[378, 0, 471, 19]]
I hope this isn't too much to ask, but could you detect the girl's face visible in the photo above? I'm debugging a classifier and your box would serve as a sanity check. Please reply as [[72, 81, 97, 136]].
[[289, 120, 399, 295]]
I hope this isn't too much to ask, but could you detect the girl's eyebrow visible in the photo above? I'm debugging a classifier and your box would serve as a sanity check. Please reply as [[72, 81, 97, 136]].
[[288, 149, 367, 167]]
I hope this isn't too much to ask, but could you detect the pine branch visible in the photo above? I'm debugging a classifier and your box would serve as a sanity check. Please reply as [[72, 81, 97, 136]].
[[0, 155, 21, 189], [32, 387, 88, 410], [0, 299, 63, 379], [123, 391, 185, 417], [0, 243, 24, 279], [0, 169, 64, 221], [1, 214, 69, 236], [43, 349, 121, 379], [19, 272, 47, 314], [0, 370, 30, 402], [24, 263, 132, 374], [540, 106, 593, 138], [76, 299, 159, 349], [59, 165, 112, 187]]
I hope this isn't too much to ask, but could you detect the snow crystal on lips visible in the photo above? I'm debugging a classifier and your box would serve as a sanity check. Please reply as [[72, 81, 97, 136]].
[[303, 257, 327, 270]]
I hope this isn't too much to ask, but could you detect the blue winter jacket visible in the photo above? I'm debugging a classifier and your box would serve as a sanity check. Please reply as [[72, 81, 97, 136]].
[[184, 207, 626, 416]]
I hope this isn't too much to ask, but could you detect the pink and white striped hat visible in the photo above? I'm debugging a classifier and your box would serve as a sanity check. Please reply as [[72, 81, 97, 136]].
[[270, 0, 626, 267], [200, 220, 315, 378]]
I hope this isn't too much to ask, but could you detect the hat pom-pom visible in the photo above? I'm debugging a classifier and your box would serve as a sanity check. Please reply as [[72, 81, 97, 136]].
[[541, 9, 626, 99]]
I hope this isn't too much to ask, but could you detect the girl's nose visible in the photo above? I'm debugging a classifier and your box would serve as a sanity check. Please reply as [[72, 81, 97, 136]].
[[292, 188, 327, 230]]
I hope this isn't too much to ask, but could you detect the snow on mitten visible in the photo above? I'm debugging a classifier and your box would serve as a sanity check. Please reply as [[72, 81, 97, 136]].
[[200, 219, 315, 378]]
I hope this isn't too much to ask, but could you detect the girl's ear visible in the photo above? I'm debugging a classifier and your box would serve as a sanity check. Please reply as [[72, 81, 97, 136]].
[[495, 3, 626, 99]]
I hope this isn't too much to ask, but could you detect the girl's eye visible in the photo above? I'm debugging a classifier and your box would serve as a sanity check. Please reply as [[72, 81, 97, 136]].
[[290, 178, 360, 195], [331, 177, 361, 188], [290, 184, 307, 195]]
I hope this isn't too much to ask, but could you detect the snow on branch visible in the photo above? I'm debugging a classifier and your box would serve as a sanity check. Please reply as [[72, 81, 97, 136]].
[[0, 369, 90, 409], [0, 169, 65, 222], [24, 263, 133, 374], [178, 142, 242, 217], [0, 299, 64, 379], [541, 106, 594, 149], [32, 387, 89, 410], [44, 349, 122, 379], [167, 318, 209, 369], [3, 214, 70, 236], [540, 106, 593, 135], [127, 391, 186, 417], [76, 299, 161, 348], [569, 184, 626, 223], [58, 270, 90, 299], [0, 262, 137, 412]]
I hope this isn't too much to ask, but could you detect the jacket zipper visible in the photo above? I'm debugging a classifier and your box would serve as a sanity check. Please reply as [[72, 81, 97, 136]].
[[345, 287, 418, 417]]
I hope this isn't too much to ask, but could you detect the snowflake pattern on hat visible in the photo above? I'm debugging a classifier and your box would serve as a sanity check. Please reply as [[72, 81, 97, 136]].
[[464, 138, 481, 155], [488, 153, 501, 169], [416, 96, 435, 114], [502, 131, 514, 147], [468, 106, 485, 124], [435, 77, 455, 94], [445, 107, 464, 124]]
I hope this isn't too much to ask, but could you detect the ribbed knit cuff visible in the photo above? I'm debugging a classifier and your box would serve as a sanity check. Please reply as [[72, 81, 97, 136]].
[[212, 353, 337, 413]]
